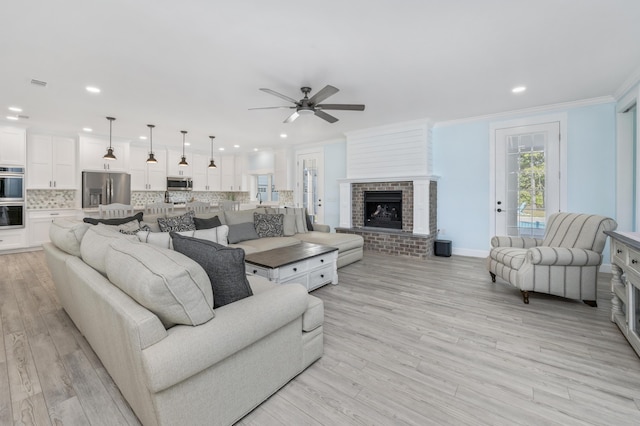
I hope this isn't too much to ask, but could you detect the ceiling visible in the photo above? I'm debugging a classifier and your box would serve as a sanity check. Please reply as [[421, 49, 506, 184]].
[[2, 0, 640, 153]]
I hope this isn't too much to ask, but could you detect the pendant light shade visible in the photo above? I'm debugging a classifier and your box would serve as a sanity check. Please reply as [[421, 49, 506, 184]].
[[103, 116, 116, 160], [208, 135, 217, 168], [178, 130, 188, 166], [146, 124, 157, 163]]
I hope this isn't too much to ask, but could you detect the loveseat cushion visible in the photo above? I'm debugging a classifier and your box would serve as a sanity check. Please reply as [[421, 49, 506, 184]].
[[80, 224, 138, 275], [489, 247, 527, 270], [49, 218, 90, 257], [170, 233, 253, 308], [105, 239, 214, 328], [294, 231, 364, 252]]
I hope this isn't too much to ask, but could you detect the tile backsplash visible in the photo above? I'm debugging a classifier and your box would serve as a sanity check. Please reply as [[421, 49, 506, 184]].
[[27, 189, 77, 209], [131, 191, 251, 207]]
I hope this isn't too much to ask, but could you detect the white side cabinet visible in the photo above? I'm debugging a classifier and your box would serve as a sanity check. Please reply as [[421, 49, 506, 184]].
[[130, 145, 167, 190], [0, 126, 26, 165], [79, 135, 129, 171], [28, 210, 80, 247], [192, 153, 220, 191], [27, 134, 76, 189]]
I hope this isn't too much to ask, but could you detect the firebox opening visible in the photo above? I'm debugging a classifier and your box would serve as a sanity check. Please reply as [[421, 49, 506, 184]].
[[364, 190, 402, 230]]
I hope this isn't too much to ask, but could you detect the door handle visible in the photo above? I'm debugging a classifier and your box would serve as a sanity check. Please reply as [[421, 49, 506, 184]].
[[497, 208, 502, 212]]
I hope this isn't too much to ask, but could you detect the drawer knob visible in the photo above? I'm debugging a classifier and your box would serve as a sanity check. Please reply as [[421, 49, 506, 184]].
[[253, 270, 257, 274], [320, 259, 324, 263], [320, 274, 324, 278], [293, 267, 297, 272], [617, 249, 622, 254], [633, 259, 638, 265]]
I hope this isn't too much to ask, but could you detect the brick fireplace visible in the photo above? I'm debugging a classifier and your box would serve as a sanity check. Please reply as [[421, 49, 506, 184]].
[[337, 179, 438, 259]]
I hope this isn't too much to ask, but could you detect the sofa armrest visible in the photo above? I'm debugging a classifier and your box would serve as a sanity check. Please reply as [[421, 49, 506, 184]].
[[491, 236, 542, 248], [313, 223, 330, 233], [527, 247, 602, 266], [142, 283, 309, 393]]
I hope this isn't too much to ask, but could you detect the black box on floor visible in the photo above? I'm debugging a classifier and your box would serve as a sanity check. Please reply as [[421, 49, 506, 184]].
[[434, 240, 452, 257]]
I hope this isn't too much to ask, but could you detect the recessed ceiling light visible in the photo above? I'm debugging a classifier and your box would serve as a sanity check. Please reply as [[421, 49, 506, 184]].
[[139, 136, 147, 140], [86, 86, 101, 94], [280, 133, 287, 138], [6, 116, 18, 121], [253, 148, 258, 152], [512, 86, 526, 94], [184, 142, 190, 146], [8, 106, 22, 112], [82, 127, 93, 132], [219, 147, 225, 151], [233, 144, 240, 148]]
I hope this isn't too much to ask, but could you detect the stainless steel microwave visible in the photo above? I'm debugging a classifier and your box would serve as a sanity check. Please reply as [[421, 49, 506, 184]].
[[167, 177, 192, 191]]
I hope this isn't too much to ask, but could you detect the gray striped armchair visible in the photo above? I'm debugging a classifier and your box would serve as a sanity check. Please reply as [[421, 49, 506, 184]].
[[486, 212, 617, 305]]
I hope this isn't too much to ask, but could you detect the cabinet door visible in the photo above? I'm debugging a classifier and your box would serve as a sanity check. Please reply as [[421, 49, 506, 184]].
[[79, 136, 127, 171], [208, 155, 221, 191], [129, 146, 149, 190], [166, 149, 192, 177], [52, 136, 76, 189], [28, 211, 79, 246], [192, 153, 209, 191], [220, 155, 235, 191], [27, 134, 53, 188], [0, 126, 26, 165], [234, 155, 247, 191], [146, 149, 167, 190]]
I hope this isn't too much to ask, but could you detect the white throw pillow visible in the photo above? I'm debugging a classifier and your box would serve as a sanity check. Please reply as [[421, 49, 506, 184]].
[[80, 224, 138, 275], [49, 218, 90, 257]]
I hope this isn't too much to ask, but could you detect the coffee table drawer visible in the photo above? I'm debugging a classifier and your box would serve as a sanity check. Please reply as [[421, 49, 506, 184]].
[[308, 252, 334, 269], [308, 265, 335, 291], [279, 260, 308, 280]]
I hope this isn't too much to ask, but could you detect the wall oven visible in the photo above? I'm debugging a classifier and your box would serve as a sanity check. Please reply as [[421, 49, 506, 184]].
[[0, 166, 25, 201], [0, 166, 25, 229]]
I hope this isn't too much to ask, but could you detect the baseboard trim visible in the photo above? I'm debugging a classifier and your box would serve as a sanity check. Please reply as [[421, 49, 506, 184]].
[[452, 248, 489, 258]]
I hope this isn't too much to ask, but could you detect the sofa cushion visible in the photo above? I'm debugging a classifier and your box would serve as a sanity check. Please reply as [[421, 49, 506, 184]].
[[282, 214, 296, 236], [489, 247, 527, 270], [83, 212, 144, 226], [137, 226, 229, 249], [223, 208, 266, 226], [194, 215, 222, 230], [106, 239, 214, 328], [254, 213, 284, 238], [80, 224, 138, 275], [235, 236, 301, 252], [227, 222, 260, 244], [170, 233, 253, 308], [294, 231, 364, 252], [158, 211, 196, 232], [49, 218, 90, 257], [303, 295, 324, 332]]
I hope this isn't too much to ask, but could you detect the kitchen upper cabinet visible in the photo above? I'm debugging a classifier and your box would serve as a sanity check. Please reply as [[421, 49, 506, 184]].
[[234, 155, 247, 191], [192, 153, 220, 191], [79, 135, 129, 171], [0, 126, 26, 165], [27, 134, 76, 189], [220, 155, 247, 191], [274, 148, 294, 191], [130, 145, 166, 190], [166, 149, 192, 177]]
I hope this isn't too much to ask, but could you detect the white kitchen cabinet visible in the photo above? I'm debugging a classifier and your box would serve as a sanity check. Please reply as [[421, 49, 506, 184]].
[[27, 134, 76, 189], [130, 145, 167, 190], [274, 148, 294, 191], [28, 209, 80, 247], [220, 155, 247, 191], [166, 149, 192, 177], [234, 155, 247, 191], [0, 126, 26, 165], [0, 228, 27, 251], [79, 135, 129, 171], [192, 153, 220, 191]]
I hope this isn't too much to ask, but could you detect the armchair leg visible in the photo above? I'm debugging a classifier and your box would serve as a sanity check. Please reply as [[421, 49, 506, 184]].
[[489, 272, 496, 283], [583, 300, 597, 307], [521, 290, 529, 304]]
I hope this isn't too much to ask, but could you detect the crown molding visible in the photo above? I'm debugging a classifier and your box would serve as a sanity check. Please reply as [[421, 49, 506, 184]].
[[614, 65, 640, 100], [434, 96, 615, 128]]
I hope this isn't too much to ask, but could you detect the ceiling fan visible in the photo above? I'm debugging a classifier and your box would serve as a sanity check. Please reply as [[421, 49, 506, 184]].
[[250, 85, 365, 123]]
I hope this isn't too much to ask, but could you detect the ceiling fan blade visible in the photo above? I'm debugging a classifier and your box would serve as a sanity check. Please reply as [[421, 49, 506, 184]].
[[308, 85, 339, 105], [316, 104, 365, 111], [248, 106, 293, 110], [314, 110, 339, 123], [284, 111, 299, 123], [260, 88, 298, 104]]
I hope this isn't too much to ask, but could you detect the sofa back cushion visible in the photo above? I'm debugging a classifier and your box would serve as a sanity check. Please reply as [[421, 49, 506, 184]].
[[137, 226, 229, 249], [170, 233, 253, 308], [49, 219, 90, 257], [106, 239, 214, 328], [80, 224, 138, 274], [223, 208, 266, 226]]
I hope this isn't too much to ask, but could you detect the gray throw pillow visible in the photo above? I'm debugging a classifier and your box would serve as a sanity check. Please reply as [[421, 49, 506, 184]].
[[170, 233, 253, 308], [282, 214, 296, 236], [83, 212, 143, 226], [254, 213, 284, 238], [158, 210, 196, 232], [194, 215, 222, 230], [227, 222, 260, 244]]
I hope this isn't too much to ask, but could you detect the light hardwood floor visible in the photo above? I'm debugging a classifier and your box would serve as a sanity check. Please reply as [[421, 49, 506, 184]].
[[2, 250, 640, 425]]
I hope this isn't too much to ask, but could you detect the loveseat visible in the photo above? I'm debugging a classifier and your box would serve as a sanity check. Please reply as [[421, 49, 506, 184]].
[[141, 207, 364, 268], [44, 218, 325, 426]]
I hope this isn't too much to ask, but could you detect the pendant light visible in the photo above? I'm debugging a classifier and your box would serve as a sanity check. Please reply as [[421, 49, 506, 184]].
[[146, 124, 157, 163], [103, 116, 116, 160], [208, 136, 217, 168], [178, 130, 188, 166]]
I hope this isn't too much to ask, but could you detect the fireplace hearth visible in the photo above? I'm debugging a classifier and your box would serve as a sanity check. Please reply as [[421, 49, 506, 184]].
[[364, 190, 402, 230]]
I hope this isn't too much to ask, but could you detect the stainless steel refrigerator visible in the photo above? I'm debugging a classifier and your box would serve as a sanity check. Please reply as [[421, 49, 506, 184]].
[[82, 171, 131, 208]]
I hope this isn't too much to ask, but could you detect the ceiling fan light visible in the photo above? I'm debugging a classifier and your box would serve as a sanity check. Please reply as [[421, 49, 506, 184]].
[[298, 108, 315, 115]]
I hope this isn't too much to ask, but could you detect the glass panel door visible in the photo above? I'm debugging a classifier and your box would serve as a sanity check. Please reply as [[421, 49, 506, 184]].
[[296, 151, 324, 223]]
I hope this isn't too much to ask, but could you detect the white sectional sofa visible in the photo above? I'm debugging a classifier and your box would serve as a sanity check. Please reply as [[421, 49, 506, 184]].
[[44, 219, 325, 426]]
